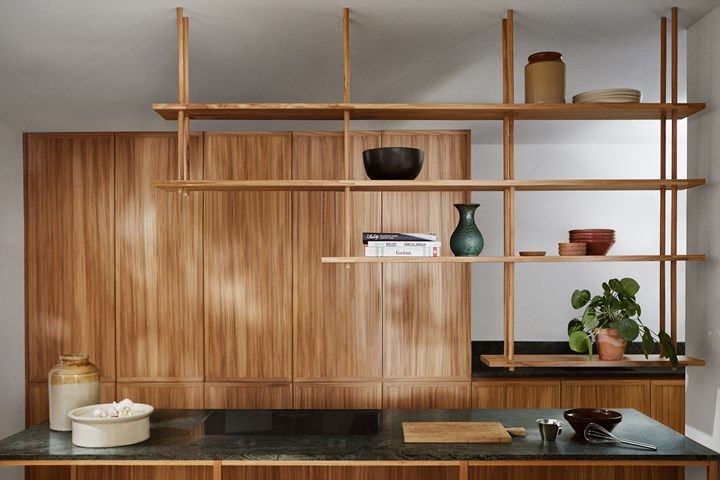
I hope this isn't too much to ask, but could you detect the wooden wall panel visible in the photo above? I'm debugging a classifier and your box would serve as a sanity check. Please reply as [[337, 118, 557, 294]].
[[115, 133, 204, 381], [117, 382, 203, 408], [223, 466, 458, 480], [651, 379, 685, 433], [381, 131, 471, 380], [204, 133, 292, 382], [383, 382, 470, 409], [205, 383, 292, 408], [292, 132, 382, 381], [76, 466, 213, 480], [293, 382, 382, 409], [472, 379, 561, 409], [25, 133, 115, 381]]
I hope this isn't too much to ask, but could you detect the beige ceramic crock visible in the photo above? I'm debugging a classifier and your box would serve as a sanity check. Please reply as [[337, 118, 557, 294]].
[[524, 51, 566, 103], [48, 354, 100, 431]]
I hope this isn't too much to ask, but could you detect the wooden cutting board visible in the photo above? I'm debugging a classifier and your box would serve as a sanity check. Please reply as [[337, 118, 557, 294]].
[[402, 422, 525, 444]]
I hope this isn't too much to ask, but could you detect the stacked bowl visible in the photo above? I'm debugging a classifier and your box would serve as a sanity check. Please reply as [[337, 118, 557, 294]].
[[571, 88, 641, 103], [558, 242, 586, 256], [569, 229, 615, 255]]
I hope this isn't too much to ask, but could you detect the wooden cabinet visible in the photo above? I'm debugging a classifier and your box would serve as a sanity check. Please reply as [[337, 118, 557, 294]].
[[205, 382, 292, 408], [381, 131, 471, 381], [651, 379, 685, 433], [117, 382, 203, 408], [293, 382, 382, 409], [204, 133, 293, 382], [472, 379, 561, 409], [292, 132, 382, 382], [223, 465, 459, 480], [76, 466, 213, 480], [115, 133, 204, 382], [561, 379, 651, 415], [25, 133, 115, 382], [383, 382, 471, 409]]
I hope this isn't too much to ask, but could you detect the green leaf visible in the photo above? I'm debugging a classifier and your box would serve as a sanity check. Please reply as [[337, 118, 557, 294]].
[[568, 319, 583, 336], [636, 304, 642, 316], [571, 289, 591, 309], [569, 331, 591, 353], [589, 295, 604, 308], [620, 277, 640, 296], [602, 282, 611, 293], [609, 278, 624, 294], [618, 317, 640, 341], [582, 308, 599, 330], [658, 331, 678, 369], [642, 327, 655, 358]]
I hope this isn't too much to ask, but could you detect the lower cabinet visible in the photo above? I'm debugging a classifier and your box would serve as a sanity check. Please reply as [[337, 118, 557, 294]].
[[561, 379, 651, 415], [223, 465, 459, 480], [383, 382, 471, 409], [469, 465, 683, 480], [472, 379, 561, 408], [293, 382, 382, 409], [116, 382, 204, 409], [205, 382, 293, 408]]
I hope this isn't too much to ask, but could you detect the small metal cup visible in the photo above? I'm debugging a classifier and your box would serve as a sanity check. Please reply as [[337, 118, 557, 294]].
[[536, 419, 563, 441]]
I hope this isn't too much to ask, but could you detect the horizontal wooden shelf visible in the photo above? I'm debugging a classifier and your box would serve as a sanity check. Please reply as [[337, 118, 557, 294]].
[[153, 102, 705, 121], [153, 179, 705, 193], [321, 255, 705, 264], [481, 354, 706, 368]]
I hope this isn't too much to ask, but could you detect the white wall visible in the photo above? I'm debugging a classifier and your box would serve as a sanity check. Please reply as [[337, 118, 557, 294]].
[[0, 122, 24, 480], [686, 1, 720, 462]]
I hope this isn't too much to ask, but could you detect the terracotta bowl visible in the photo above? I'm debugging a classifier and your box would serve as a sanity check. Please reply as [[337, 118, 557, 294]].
[[569, 229, 615, 234], [585, 240, 615, 255], [570, 235, 615, 241], [564, 408, 623, 435]]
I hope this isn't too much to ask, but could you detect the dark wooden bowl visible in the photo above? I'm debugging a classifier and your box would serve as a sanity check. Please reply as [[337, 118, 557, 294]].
[[564, 408, 623, 435], [362, 147, 424, 180]]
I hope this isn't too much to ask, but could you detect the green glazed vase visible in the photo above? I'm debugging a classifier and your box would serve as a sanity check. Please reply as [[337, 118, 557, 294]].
[[450, 203, 484, 256]]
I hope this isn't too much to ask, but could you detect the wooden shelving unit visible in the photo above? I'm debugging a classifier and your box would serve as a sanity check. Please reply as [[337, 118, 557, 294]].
[[155, 6, 706, 370]]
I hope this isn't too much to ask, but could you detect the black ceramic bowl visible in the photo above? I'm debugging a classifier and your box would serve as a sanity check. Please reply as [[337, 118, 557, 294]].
[[564, 408, 623, 435], [362, 147, 424, 180]]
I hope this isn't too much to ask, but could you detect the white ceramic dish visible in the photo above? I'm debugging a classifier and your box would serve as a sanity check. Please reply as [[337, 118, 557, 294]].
[[68, 403, 153, 448]]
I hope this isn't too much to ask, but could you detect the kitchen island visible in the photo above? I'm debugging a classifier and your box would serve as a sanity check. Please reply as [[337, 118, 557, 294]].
[[0, 409, 717, 479]]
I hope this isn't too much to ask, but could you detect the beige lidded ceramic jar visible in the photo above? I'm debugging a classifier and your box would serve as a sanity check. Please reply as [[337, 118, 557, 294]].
[[48, 354, 100, 431], [524, 51, 566, 103]]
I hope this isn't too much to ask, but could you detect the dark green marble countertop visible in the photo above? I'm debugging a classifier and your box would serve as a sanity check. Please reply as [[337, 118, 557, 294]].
[[0, 409, 717, 462]]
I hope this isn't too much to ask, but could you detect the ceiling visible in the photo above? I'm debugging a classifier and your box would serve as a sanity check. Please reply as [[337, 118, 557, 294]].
[[0, 0, 718, 142]]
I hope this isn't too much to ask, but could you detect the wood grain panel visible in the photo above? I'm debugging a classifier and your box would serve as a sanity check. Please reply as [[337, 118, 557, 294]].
[[25, 133, 115, 381], [204, 133, 292, 381], [115, 133, 204, 381], [293, 382, 382, 409], [26, 381, 115, 427], [205, 383, 292, 408], [292, 132, 382, 381], [381, 131, 471, 380], [383, 382, 470, 409], [76, 466, 213, 480], [223, 465, 458, 480], [472, 379, 561, 409], [117, 382, 203, 408], [562, 379, 651, 414], [651, 379, 685, 433], [469, 466, 681, 480]]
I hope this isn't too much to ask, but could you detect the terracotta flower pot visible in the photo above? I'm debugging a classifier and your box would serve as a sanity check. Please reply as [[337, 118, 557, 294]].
[[595, 328, 627, 361]]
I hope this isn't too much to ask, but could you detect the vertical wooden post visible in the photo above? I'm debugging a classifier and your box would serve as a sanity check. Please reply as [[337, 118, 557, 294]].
[[670, 6, 678, 346], [182, 16, 190, 181], [707, 460, 719, 480], [459, 461, 469, 480], [502, 10, 516, 365], [659, 16, 667, 335], [176, 7, 190, 184], [213, 460, 222, 480], [342, 8, 352, 264]]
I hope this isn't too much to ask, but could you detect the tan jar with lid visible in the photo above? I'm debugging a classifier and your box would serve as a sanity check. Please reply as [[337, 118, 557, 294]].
[[524, 51, 566, 103], [48, 353, 100, 431]]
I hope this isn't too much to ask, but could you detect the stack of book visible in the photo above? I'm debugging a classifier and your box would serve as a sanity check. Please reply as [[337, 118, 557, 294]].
[[363, 232, 440, 257]]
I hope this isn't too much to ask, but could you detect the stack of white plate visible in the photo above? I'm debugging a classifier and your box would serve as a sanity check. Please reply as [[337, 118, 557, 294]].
[[572, 88, 641, 103]]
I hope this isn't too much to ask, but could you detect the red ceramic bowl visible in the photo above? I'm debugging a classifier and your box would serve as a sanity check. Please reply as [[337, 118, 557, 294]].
[[569, 229, 615, 234], [564, 408, 623, 435], [585, 240, 615, 255]]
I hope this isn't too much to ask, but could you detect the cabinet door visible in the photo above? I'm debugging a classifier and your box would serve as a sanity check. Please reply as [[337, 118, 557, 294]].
[[204, 133, 292, 382], [562, 379, 650, 414], [383, 382, 470, 409], [472, 379, 561, 409], [292, 132, 382, 382], [205, 383, 292, 408], [651, 379, 685, 433], [117, 382, 203, 408], [25, 133, 115, 382], [293, 382, 382, 409], [381, 131, 471, 381], [76, 466, 213, 480], [115, 133, 204, 382]]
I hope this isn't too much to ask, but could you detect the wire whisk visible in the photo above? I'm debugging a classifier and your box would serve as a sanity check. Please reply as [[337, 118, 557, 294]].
[[584, 423, 657, 451]]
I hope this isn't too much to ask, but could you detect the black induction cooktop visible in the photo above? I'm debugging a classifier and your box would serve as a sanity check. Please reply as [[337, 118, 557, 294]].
[[201, 410, 380, 436]]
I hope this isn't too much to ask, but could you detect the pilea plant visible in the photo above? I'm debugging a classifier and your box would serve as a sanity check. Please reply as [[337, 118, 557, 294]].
[[567, 277, 678, 369]]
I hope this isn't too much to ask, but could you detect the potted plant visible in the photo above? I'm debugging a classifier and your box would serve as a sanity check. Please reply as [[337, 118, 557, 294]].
[[567, 277, 678, 369]]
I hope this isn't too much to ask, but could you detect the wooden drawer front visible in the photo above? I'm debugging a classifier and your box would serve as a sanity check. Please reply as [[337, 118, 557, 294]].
[[561, 380, 651, 414], [383, 382, 471, 409], [205, 383, 292, 409], [117, 382, 203, 409], [293, 382, 382, 409], [223, 466, 459, 480], [651, 379, 685, 433], [76, 466, 213, 480], [472, 380, 561, 409], [470, 466, 682, 480]]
